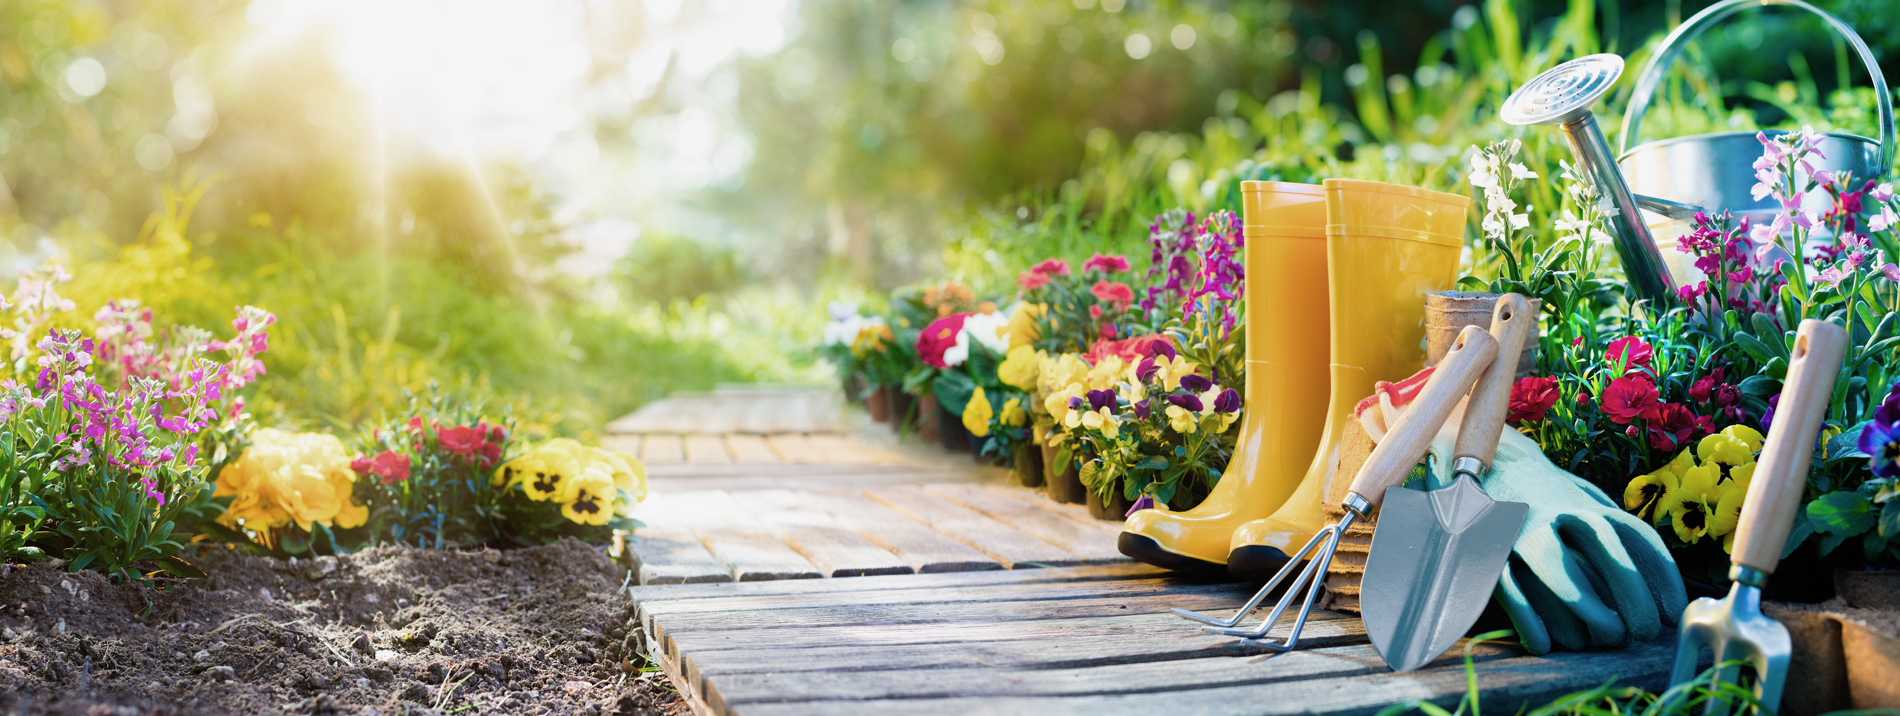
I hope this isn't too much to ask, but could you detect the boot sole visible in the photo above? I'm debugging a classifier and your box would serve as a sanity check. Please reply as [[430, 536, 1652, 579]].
[[1226, 544, 1298, 582], [1116, 533, 1227, 574]]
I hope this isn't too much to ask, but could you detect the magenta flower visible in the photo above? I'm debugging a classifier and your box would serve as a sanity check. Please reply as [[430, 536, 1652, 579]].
[[1082, 254, 1131, 274]]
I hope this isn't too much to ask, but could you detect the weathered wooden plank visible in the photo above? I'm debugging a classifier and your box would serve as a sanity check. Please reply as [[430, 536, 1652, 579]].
[[730, 640, 1675, 716], [630, 562, 1157, 604], [800, 490, 1000, 574], [641, 434, 685, 465], [685, 434, 736, 465], [601, 433, 642, 458], [864, 485, 1083, 567], [647, 471, 974, 495], [653, 581, 1262, 641], [682, 612, 1359, 677], [983, 482, 1118, 525], [641, 575, 1249, 621], [924, 483, 1125, 561], [668, 490, 822, 582], [723, 435, 782, 464], [804, 434, 897, 465], [706, 641, 1516, 714], [766, 434, 827, 464], [727, 490, 912, 578], [627, 493, 732, 585]]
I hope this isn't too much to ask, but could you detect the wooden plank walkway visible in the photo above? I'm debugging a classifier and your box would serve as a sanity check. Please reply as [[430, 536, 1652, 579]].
[[630, 565, 1676, 716]]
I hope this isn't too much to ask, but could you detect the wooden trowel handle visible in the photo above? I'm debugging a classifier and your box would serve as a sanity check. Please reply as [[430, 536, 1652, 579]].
[[1732, 319, 1847, 575], [1346, 325, 1497, 511], [1453, 294, 1535, 469]]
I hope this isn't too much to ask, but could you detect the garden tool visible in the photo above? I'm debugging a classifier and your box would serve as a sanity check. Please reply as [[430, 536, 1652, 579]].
[[1120, 181, 1332, 572], [1501, 53, 1676, 308], [1667, 320, 1847, 714], [1222, 178, 1469, 583], [1620, 0, 1891, 240], [1176, 325, 1498, 649], [1361, 294, 1532, 672]]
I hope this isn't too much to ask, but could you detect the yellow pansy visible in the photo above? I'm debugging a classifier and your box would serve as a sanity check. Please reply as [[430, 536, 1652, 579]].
[[1046, 384, 1084, 427], [1150, 355, 1195, 392], [1658, 461, 1742, 544], [213, 429, 368, 548], [1624, 458, 1683, 522], [591, 446, 649, 516], [998, 345, 1041, 391], [1696, 432, 1754, 467], [1721, 425, 1764, 452], [1715, 487, 1747, 553], [1085, 356, 1125, 391], [1080, 407, 1119, 439], [1166, 405, 1198, 434], [1005, 303, 1044, 348], [1000, 398, 1027, 427], [963, 387, 994, 438], [510, 439, 588, 501], [559, 464, 618, 526]]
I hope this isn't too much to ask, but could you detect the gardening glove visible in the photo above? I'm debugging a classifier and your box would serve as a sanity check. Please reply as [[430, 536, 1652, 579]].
[[1423, 427, 1688, 655]]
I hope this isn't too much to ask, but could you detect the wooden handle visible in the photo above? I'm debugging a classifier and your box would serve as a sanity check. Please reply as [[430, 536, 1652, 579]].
[[1347, 325, 1497, 509], [1453, 294, 1535, 468], [1731, 319, 1847, 574]]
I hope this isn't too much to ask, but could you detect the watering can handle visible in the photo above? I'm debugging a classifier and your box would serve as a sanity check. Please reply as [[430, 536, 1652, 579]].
[[1618, 0, 1893, 176]]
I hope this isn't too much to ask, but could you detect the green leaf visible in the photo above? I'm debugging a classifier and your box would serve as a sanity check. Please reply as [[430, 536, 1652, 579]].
[[932, 369, 977, 415], [1828, 421, 1872, 460], [1733, 333, 1776, 363], [1738, 374, 1780, 397], [1808, 491, 1876, 535], [1783, 517, 1814, 560], [1137, 456, 1170, 471], [1881, 499, 1900, 539], [156, 555, 207, 579]]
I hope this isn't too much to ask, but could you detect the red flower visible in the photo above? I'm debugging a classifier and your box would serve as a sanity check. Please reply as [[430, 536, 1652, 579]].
[[1082, 253, 1131, 274], [1605, 336, 1653, 375], [479, 442, 503, 468], [1688, 376, 1714, 403], [406, 416, 428, 433], [439, 425, 486, 457], [369, 450, 412, 484], [350, 456, 373, 474], [1089, 304, 1104, 319], [1086, 335, 1172, 365], [1714, 383, 1740, 408], [1507, 376, 1560, 423], [1644, 402, 1702, 451], [1090, 280, 1134, 305], [1029, 259, 1071, 277], [1599, 375, 1660, 424], [481, 421, 507, 444], [915, 313, 970, 369], [1019, 270, 1052, 291]]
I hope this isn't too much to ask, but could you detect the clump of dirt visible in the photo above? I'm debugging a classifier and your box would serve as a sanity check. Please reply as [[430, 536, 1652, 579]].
[[0, 539, 682, 715]]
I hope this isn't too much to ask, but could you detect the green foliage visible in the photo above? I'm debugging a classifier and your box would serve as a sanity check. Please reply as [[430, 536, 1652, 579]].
[[617, 235, 745, 305]]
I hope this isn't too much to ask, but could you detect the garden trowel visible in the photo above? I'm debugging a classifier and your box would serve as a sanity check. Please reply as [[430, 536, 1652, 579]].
[[1666, 319, 1845, 714], [1360, 293, 1533, 672]]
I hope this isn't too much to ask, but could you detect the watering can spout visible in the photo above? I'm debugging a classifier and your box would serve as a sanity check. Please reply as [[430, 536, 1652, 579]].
[[1502, 54, 1679, 308]]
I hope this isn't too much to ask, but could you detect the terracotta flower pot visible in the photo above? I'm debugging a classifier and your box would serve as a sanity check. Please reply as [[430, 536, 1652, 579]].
[[916, 393, 941, 443], [1086, 488, 1133, 520], [864, 384, 891, 423], [1014, 443, 1044, 488], [1425, 291, 1542, 379], [887, 387, 915, 432]]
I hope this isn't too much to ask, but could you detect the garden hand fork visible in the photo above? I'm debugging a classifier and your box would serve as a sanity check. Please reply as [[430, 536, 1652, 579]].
[[1174, 325, 1497, 650], [1666, 319, 1845, 713]]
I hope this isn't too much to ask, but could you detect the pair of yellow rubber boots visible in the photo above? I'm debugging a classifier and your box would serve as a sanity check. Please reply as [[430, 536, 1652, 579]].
[[1118, 179, 1471, 580]]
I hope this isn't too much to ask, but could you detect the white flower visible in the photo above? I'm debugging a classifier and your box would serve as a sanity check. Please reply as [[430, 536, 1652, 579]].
[[1481, 214, 1506, 239], [1509, 163, 1538, 180], [1510, 212, 1530, 231], [957, 311, 1012, 358], [1555, 209, 1590, 236], [1872, 205, 1899, 233], [1873, 184, 1895, 203]]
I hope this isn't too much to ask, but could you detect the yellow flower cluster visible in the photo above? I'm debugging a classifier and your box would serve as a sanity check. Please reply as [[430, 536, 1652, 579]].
[[850, 323, 893, 357], [214, 429, 369, 548], [493, 438, 648, 526], [1625, 425, 1763, 552]]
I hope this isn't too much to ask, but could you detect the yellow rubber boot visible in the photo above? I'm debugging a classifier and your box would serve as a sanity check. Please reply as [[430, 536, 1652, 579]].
[[1118, 182, 1332, 571], [1225, 178, 1470, 581]]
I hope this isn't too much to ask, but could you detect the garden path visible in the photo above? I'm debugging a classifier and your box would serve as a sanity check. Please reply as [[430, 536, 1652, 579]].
[[613, 385, 1132, 585], [620, 386, 1675, 716]]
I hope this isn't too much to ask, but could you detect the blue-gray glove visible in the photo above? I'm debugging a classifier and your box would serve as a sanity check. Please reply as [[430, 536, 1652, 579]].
[[1424, 428, 1688, 654]]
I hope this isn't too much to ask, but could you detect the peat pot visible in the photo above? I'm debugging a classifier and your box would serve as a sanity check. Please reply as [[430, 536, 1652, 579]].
[[1013, 442, 1044, 488], [1425, 292, 1541, 379], [1086, 488, 1133, 521], [936, 401, 971, 453], [916, 394, 942, 443], [1042, 445, 1087, 505], [886, 386, 915, 433]]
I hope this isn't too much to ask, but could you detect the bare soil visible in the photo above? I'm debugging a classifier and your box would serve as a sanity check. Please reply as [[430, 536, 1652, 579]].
[[0, 539, 682, 715]]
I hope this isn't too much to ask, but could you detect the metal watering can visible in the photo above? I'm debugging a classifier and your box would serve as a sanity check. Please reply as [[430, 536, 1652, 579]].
[[1502, 0, 1892, 305], [1620, 0, 1894, 283]]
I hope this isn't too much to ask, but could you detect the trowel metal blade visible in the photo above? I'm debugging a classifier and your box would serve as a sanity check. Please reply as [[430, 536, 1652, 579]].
[[1361, 475, 1529, 672]]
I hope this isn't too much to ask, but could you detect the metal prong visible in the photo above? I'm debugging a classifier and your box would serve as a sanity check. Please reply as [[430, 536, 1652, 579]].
[[1173, 522, 1334, 628], [1183, 513, 1355, 652]]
